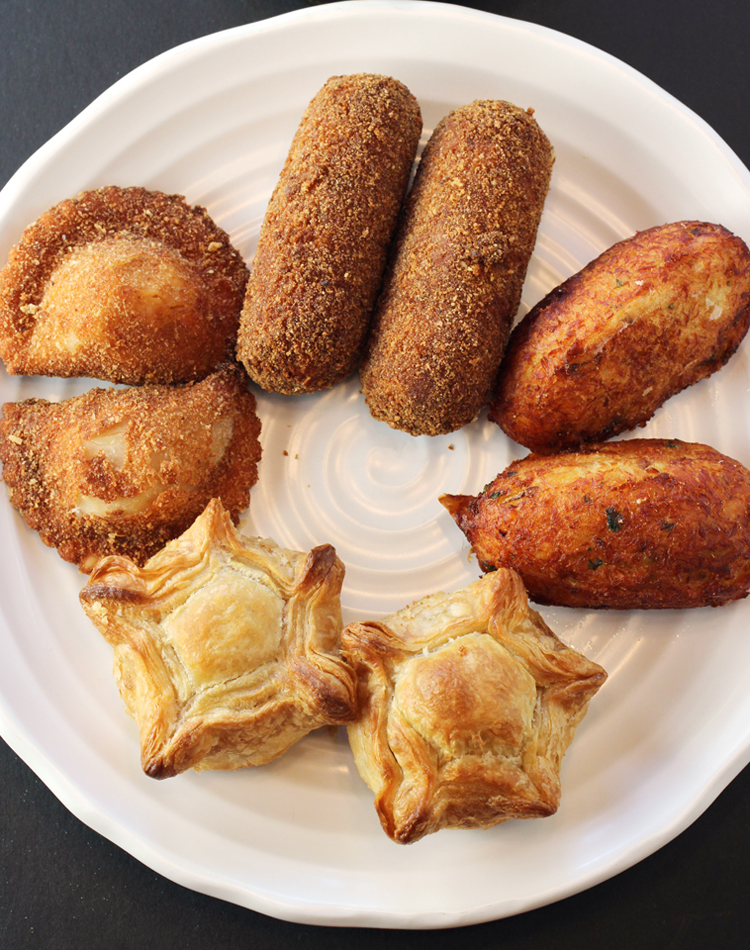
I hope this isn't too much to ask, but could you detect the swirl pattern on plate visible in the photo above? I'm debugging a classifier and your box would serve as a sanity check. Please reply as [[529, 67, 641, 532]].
[[247, 377, 515, 622]]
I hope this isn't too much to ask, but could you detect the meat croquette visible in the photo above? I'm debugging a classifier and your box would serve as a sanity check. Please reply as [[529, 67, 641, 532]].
[[237, 73, 422, 394], [361, 99, 554, 436]]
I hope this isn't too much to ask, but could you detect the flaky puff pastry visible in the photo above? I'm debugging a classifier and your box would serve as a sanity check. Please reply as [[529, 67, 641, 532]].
[[80, 499, 358, 778], [0, 365, 261, 571], [342, 570, 606, 844]]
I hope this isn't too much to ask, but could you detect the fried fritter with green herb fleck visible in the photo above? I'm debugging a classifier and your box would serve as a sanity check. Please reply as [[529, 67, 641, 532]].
[[440, 438, 750, 609]]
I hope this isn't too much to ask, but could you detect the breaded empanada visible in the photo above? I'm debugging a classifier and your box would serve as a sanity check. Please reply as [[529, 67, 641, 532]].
[[342, 570, 606, 844], [0, 366, 261, 571], [80, 499, 358, 778], [0, 186, 248, 384]]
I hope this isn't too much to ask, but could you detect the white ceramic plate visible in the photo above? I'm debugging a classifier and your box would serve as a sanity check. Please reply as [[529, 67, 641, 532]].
[[2, 0, 750, 930]]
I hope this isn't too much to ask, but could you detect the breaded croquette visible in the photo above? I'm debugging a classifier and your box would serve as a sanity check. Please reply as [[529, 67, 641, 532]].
[[440, 438, 750, 610], [0, 366, 261, 571], [237, 73, 422, 394], [361, 100, 554, 436], [490, 221, 750, 453], [0, 186, 248, 385]]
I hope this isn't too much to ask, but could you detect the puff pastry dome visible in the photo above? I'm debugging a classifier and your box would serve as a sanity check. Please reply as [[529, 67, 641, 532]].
[[342, 569, 606, 843], [80, 499, 358, 778]]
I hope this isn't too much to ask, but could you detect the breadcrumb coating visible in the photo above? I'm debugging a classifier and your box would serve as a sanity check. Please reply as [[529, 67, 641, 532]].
[[237, 73, 422, 394], [361, 99, 554, 436], [0, 186, 248, 385], [0, 366, 262, 571]]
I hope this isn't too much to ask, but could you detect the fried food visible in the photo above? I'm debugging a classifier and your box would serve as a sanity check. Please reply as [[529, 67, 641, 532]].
[[0, 366, 261, 571], [440, 438, 750, 610], [0, 186, 248, 385], [80, 499, 357, 778], [489, 221, 750, 453], [360, 99, 554, 436], [236, 73, 422, 394], [342, 569, 606, 843]]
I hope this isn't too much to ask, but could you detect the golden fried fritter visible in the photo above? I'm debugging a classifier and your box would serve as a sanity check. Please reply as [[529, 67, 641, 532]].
[[440, 438, 750, 609], [0, 366, 262, 571], [0, 186, 248, 385], [237, 74, 422, 394], [490, 221, 750, 453], [360, 100, 554, 436]]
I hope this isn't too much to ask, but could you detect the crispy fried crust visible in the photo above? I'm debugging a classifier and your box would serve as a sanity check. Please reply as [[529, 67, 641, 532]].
[[0, 186, 248, 384], [489, 221, 750, 453], [360, 99, 553, 436], [440, 438, 750, 609], [79, 499, 357, 778], [236, 74, 422, 394], [0, 366, 262, 571], [343, 570, 605, 843]]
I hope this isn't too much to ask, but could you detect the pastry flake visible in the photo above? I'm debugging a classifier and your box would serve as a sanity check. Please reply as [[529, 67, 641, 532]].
[[0, 186, 248, 384], [342, 569, 606, 843], [0, 365, 262, 571], [79, 499, 358, 778]]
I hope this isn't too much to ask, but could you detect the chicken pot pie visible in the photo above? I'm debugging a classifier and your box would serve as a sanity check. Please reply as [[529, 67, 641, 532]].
[[342, 569, 606, 843], [0, 186, 248, 384], [79, 498, 358, 778], [0, 365, 261, 571]]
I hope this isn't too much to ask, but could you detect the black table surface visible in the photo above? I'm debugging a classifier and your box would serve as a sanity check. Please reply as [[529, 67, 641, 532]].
[[2, 1, 750, 947]]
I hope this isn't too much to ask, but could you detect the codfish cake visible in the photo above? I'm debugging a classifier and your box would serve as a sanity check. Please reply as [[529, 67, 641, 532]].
[[0, 186, 248, 385], [441, 438, 750, 609], [0, 366, 262, 571], [490, 221, 750, 453]]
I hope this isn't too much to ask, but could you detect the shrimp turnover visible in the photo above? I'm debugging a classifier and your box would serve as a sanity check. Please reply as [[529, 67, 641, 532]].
[[0, 186, 248, 385], [0, 367, 262, 571]]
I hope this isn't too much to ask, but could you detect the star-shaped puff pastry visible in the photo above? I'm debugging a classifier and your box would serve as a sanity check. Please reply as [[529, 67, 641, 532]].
[[342, 569, 606, 843], [80, 498, 358, 778]]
